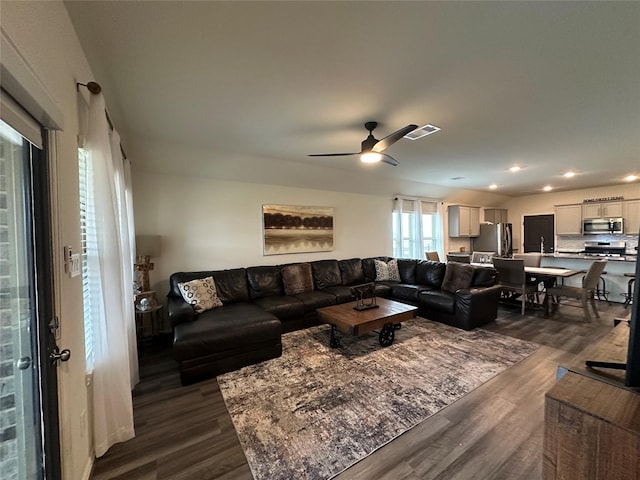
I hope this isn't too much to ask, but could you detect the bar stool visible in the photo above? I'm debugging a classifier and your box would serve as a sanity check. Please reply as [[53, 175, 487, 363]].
[[582, 270, 609, 304], [622, 273, 635, 308]]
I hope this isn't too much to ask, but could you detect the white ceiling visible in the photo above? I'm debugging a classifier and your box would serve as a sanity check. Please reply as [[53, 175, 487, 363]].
[[65, 1, 640, 198]]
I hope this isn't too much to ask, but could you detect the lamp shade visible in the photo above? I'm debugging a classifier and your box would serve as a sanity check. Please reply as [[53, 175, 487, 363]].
[[135, 235, 161, 258]]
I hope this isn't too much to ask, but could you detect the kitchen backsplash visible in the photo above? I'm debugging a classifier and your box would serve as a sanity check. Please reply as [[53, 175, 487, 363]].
[[556, 233, 638, 253]]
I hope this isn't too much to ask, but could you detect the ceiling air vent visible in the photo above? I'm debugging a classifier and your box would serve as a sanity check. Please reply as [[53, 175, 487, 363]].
[[404, 124, 441, 140]]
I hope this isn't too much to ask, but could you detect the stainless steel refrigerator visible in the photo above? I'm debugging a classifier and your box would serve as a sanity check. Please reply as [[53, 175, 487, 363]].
[[471, 223, 513, 257]]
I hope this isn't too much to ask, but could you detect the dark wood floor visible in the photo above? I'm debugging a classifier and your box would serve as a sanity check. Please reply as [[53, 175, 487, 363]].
[[91, 300, 631, 480]]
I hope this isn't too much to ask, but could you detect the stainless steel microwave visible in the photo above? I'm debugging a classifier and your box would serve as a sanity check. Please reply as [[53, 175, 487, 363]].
[[583, 217, 623, 235]]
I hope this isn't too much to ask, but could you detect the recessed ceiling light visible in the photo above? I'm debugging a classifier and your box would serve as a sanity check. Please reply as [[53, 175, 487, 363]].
[[404, 124, 441, 140], [625, 174, 638, 182], [509, 166, 521, 173], [489, 184, 498, 189], [543, 185, 553, 192], [564, 171, 576, 178]]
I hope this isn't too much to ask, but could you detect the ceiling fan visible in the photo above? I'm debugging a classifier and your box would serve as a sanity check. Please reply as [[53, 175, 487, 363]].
[[308, 121, 418, 167]]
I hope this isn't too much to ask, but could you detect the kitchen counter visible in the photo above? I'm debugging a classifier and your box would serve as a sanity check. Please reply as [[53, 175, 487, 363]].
[[546, 253, 637, 262], [540, 255, 636, 304]]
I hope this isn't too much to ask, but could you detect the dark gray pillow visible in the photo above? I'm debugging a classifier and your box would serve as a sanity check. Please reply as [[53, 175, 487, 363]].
[[281, 263, 314, 296], [441, 262, 474, 293]]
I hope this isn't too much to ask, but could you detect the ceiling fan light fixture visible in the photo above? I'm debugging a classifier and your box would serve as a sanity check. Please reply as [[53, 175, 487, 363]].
[[360, 152, 382, 163]]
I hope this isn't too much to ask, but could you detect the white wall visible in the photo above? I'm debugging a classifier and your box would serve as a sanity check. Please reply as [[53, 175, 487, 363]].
[[498, 183, 640, 251], [2, 2, 95, 479], [133, 171, 393, 296]]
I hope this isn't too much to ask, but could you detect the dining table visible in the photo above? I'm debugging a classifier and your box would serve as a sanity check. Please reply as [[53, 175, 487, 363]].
[[471, 262, 584, 316], [524, 266, 584, 317]]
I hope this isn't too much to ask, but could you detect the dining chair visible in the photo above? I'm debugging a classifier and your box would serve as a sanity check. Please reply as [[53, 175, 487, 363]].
[[513, 253, 543, 301], [470, 251, 495, 264], [446, 254, 470, 263], [545, 259, 607, 321], [512, 253, 542, 268], [425, 251, 440, 262], [492, 257, 539, 315]]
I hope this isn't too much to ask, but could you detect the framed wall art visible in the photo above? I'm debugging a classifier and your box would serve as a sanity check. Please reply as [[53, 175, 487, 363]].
[[262, 204, 334, 255]]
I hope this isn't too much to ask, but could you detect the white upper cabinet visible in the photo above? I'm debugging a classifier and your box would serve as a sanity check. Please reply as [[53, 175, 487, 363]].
[[582, 201, 623, 219], [449, 205, 481, 237], [555, 204, 583, 235], [624, 200, 640, 235], [484, 208, 508, 224]]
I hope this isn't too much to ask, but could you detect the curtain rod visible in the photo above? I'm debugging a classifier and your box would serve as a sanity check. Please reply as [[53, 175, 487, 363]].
[[77, 80, 128, 160]]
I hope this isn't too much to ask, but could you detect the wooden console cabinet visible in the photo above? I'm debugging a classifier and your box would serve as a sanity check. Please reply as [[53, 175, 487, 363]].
[[543, 324, 640, 479]]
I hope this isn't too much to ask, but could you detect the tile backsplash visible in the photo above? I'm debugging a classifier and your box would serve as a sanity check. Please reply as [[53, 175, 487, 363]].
[[556, 234, 638, 253]]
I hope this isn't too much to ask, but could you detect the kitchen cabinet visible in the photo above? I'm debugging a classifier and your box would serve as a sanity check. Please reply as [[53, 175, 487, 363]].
[[448, 205, 480, 237], [624, 199, 640, 234], [581, 201, 623, 219], [484, 208, 508, 224], [555, 204, 582, 235]]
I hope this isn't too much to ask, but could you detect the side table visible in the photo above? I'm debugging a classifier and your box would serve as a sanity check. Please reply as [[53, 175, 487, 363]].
[[135, 304, 164, 343]]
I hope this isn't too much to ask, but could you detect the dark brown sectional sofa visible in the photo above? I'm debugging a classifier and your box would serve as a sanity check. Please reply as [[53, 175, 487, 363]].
[[168, 257, 502, 385]]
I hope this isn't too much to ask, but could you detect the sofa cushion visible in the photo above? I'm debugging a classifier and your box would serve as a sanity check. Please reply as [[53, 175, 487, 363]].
[[391, 284, 429, 303], [281, 263, 314, 295], [374, 283, 393, 298], [397, 259, 417, 284], [211, 268, 249, 303], [418, 290, 456, 313], [177, 276, 223, 313], [472, 265, 498, 287], [416, 260, 446, 288], [320, 285, 355, 303], [251, 295, 305, 320], [441, 262, 474, 293], [247, 266, 283, 299], [292, 290, 337, 313], [374, 258, 400, 282], [172, 303, 280, 361], [339, 258, 365, 285], [311, 260, 342, 290]]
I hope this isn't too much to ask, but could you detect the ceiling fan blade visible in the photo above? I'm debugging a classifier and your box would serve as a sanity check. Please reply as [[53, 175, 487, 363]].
[[372, 124, 418, 152], [381, 154, 399, 167], [308, 152, 359, 157]]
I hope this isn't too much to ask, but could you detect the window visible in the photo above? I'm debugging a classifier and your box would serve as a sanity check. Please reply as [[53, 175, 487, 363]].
[[392, 198, 442, 259], [78, 147, 96, 370]]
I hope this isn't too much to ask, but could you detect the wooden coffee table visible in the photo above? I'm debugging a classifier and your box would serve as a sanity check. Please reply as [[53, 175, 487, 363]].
[[316, 297, 418, 348]]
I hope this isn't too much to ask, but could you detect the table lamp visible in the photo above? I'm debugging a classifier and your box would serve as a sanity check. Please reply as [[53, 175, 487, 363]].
[[134, 235, 161, 292]]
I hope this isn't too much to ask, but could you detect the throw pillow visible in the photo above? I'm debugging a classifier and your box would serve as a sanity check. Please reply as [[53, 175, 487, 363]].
[[281, 263, 314, 296], [177, 276, 223, 313], [441, 262, 474, 293], [374, 258, 400, 282]]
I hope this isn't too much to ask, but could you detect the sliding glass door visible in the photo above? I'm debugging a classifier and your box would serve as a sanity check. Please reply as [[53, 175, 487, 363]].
[[0, 119, 60, 479]]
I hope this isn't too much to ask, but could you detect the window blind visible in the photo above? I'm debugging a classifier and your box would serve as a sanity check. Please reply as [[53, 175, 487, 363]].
[[78, 148, 96, 370], [0, 89, 43, 149]]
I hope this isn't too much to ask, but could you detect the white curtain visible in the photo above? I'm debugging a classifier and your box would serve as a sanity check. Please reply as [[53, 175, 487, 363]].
[[393, 197, 424, 259], [85, 92, 137, 456], [435, 201, 445, 261]]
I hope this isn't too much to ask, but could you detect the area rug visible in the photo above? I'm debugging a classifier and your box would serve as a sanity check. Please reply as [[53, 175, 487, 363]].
[[217, 318, 538, 480]]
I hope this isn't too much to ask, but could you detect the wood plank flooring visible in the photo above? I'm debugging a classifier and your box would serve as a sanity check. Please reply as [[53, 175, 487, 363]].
[[91, 300, 631, 479]]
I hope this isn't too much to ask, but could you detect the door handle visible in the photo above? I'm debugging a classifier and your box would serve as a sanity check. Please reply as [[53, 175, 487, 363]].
[[17, 356, 32, 370], [50, 347, 71, 365]]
